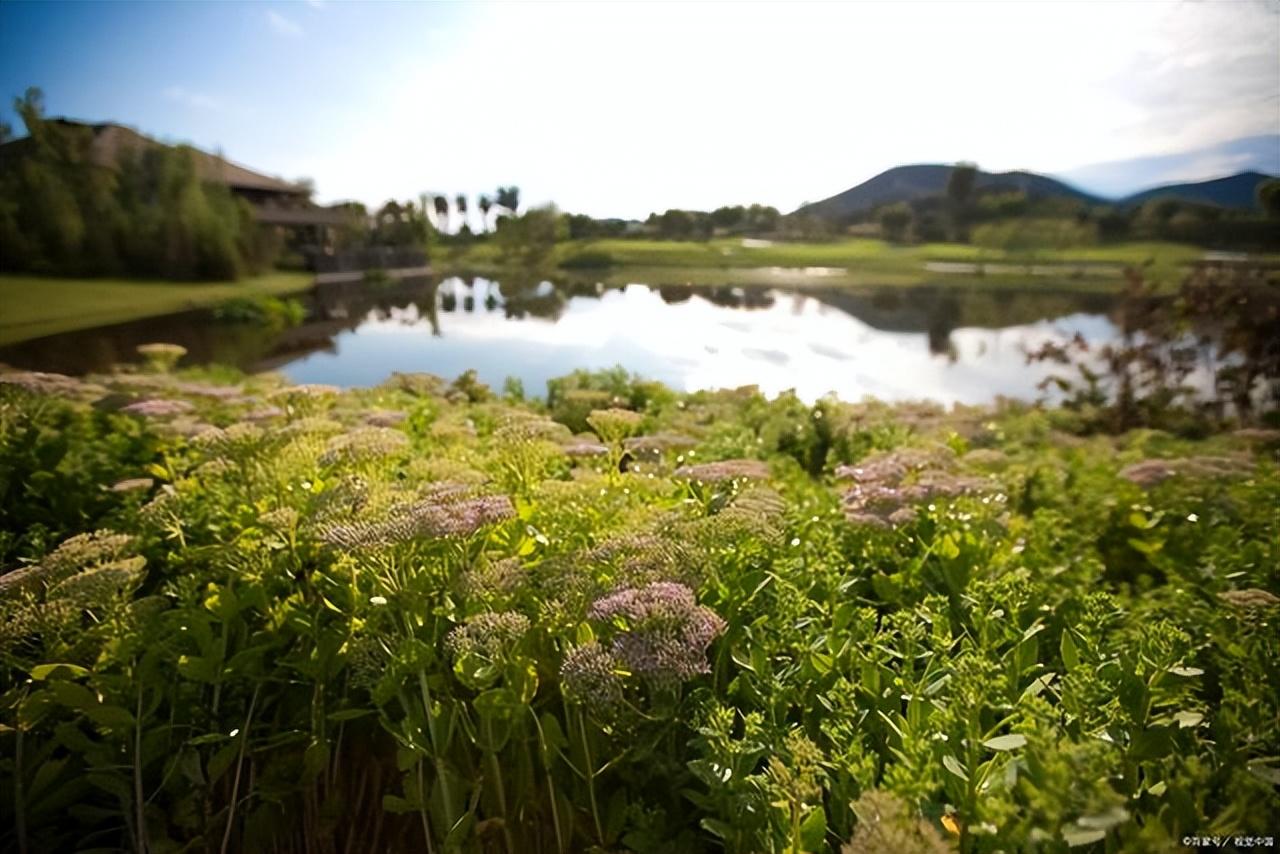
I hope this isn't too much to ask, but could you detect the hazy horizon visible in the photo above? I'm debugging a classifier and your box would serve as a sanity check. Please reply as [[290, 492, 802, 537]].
[[2, 0, 1277, 220]]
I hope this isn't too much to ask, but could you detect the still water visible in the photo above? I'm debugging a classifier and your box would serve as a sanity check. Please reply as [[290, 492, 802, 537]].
[[0, 275, 1123, 405]]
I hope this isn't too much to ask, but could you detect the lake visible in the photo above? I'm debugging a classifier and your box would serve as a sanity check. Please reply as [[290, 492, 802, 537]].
[[0, 274, 1125, 404]]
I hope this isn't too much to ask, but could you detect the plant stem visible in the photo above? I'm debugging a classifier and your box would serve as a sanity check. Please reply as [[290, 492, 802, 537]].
[[219, 685, 259, 854], [134, 680, 148, 854], [14, 718, 27, 854], [576, 708, 604, 845]]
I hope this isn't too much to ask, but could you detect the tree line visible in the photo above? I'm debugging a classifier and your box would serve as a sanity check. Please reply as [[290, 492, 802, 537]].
[[0, 89, 279, 280]]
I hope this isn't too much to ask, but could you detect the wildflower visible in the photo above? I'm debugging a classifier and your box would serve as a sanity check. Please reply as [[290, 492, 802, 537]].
[[563, 439, 609, 458], [380, 371, 448, 398], [843, 790, 956, 854], [136, 342, 187, 359], [317, 493, 515, 549], [1120, 456, 1252, 488], [0, 530, 135, 599], [623, 432, 698, 463], [589, 581, 726, 689], [260, 507, 300, 531], [674, 458, 770, 484], [362, 408, 408, 427], [1217, 588, 1280, 611], [318, 427, 410, 466], [369, 595, 388, 606], [560, 641, 625, 712], [838, 446, 985, 528], [121, 399, 195, 418], [0, 370, 94, 397], [47, 556, 147, 608], [587, 408, 645, 444], [459, 557, 528, 599], [174, 381, 245, 400], [445, 611, 530, 660], [242, 405, 286, 422]]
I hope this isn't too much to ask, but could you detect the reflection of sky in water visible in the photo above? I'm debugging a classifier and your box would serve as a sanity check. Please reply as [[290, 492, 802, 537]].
[[282, 280, 1120, 404]]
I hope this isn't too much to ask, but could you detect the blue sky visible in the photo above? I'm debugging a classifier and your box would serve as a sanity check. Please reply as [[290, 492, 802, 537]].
[[2, 1, 1277, 219]]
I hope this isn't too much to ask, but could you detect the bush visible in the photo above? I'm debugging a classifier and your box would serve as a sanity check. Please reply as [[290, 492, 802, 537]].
[[560, 250, 615, 269]]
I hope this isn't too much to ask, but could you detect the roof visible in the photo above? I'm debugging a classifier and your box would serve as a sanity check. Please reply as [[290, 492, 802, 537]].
[[34, 119, 308, 196]]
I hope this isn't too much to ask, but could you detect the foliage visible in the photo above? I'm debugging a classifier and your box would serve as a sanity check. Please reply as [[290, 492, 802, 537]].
[[211, 295, 307, 330], [1027, 268, 1280, 432], [0, 359, 1277, 854], [495, 205, 568, 270], [0, 88, 277, 280]]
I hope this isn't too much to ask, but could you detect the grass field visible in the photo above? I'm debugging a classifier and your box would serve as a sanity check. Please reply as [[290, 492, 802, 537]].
[[440, 237, 1212, 288], [0, 272, 314, 346]]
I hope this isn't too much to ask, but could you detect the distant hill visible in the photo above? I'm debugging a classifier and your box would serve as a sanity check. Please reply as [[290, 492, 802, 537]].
[[1056, 135, 1280, 199], [1119, 171, 1275, 210], [795, 164, 1099, 221]]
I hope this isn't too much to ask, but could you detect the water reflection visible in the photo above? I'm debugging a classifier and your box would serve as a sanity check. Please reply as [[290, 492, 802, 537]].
[[0, 274, 1125, 404]]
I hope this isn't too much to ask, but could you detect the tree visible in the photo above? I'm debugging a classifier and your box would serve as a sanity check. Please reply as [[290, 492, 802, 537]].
[[495, 186, 520, 217], [478, 194, 492, 232], [1258, 178, 1280, 219], [495, 204, 565, 269], [878, 202, 913, 243], [455, 193, 468, 231], [433, 194, 450, 233], [947, 162, 978, 242]]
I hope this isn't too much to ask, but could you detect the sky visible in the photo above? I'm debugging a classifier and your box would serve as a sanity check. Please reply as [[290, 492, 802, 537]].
[[1, 0, 1277, 221]]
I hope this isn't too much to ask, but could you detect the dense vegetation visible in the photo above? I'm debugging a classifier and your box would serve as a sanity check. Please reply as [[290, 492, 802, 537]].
[[0, 89, 279, 281], [1, 353, 1277, 853]]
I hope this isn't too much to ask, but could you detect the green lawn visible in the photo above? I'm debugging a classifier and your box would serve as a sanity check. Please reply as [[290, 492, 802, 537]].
[[440, 236, 1213, 288], [0, 272, 313, 346]]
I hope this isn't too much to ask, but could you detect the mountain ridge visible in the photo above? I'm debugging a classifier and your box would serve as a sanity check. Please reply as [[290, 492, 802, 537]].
[[795, 163, 1275, 220]]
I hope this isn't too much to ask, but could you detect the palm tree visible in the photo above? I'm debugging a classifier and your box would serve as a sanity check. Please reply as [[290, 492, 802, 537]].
[[478, 194, 492, 232], [433, 195, 450, 233], [455, 193, 469, 233], [495, 186, 520, 218]]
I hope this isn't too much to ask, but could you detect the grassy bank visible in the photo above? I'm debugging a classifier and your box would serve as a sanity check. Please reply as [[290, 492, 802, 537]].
[[0, 364, 1276, 852], [0, 272, 313, 346], [441, 237, 1210, 287]]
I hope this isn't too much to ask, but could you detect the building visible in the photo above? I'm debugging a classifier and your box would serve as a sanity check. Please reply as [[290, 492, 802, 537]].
[[1, 119, 357, 264]]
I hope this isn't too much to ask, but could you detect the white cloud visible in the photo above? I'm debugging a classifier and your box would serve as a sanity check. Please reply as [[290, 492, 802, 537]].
[[305, 0, 325, 8], [163, 85, 221, 111], [266, 9, 303, 37]]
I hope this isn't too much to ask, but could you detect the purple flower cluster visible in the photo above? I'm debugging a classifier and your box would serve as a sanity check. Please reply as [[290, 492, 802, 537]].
[[560, 641, 625, 712], [318, 493, 515, 550], [318, 427, 410, 466], [588, 581, 726, 689], [674, 458, 769, 484], [562, 439, 609, 459], [1119, 456, 1251, 489], [445, 610, 530, 660], [838, 448, 986, 528]]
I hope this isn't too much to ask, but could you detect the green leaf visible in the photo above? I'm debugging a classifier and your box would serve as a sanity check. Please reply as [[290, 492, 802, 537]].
[[29, 663, 90, 681], [327, 709, 375, 722], [302, 740, 330, 780], [1060, 630, 1079, 671], [942, 754, 969, 781], [799, 806, 827, 852], [938, 534, 961, 560], [1173, 710, 1203, 729], [983, 733, 1027, 751], [1063, 827, 1106, 847]]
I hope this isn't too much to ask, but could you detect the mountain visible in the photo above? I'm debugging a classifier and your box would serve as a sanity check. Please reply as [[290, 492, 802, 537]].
[[795, 164, 1099, 221], [1055, 135, 1280, 199], [1119, 171, 1275, 210]]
